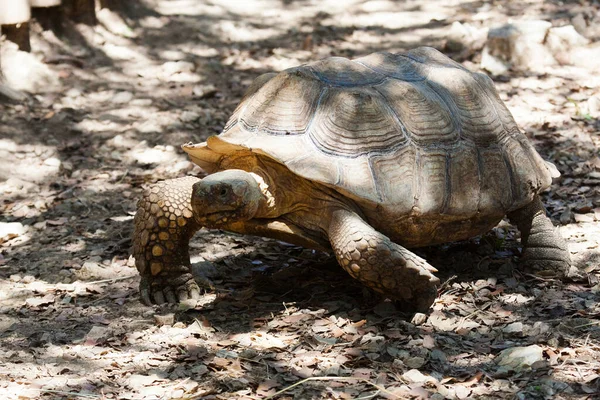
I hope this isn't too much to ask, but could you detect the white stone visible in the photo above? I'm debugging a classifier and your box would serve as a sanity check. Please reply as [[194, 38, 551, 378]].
[[496, 345, 543, 371], [0, 222, 25, 241], [482, 20, 555, 73], [502, 322, 523, 334], [43, 157, 61, 167], [112, 91, 134, 104], [402, 369, 431, 383]]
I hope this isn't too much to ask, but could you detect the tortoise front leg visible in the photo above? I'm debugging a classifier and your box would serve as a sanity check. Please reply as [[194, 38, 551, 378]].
[[507, 195, 571, 277], [328, 209, 440, 312], [133, 176, 207, 305]]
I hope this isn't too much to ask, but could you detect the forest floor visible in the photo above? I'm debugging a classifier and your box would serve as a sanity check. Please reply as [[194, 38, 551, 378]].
[[1, 0, 599, 399]]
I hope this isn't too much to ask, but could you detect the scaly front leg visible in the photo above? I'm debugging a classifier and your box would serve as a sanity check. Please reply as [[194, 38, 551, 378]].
[[133, 176, 207, 305], [328, 209, 440, 312]]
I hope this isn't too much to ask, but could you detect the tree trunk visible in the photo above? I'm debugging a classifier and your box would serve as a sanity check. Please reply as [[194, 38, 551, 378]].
[[1, 23, 31, 52], [31, 7, 64, 35], [30, 0, 63, 34], [0, 0, 31, 51], [63, 0, 97, 25]]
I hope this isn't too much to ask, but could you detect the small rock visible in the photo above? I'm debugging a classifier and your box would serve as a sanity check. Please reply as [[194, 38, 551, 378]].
[[0, 222, 25, 242], [559, 209, 572, 225], [482, 20, 555, 74], [502, 322, 523, 334], [402, 369, 430, 383], [495, 345, 543, 372], [84, 326, 111, 345], [411, 312, 427, 326], [404, 356, 426, 369], [430, 349, 447, 362], [112, 91, 134, 104], [43, 157, 61, 167]]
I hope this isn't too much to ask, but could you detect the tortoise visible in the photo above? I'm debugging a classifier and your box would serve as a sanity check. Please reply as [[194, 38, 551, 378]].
[[132, 47, 571, 312]]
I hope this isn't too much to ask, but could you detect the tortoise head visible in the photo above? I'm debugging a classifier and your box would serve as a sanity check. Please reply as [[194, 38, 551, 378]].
[[191, 169, 263, 227]]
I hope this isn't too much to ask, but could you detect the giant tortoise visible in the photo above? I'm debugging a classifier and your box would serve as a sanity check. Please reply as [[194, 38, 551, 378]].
[[132, 47, 571, 312]]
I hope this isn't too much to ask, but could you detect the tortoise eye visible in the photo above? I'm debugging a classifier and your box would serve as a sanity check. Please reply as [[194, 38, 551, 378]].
[[219, 188, 229, 197]]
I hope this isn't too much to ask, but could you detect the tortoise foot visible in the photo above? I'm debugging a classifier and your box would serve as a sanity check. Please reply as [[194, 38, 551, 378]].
[[140, 271, 208, 305], [508, 195, 572, 279], [132, 177, 205, 305], [329, 209, 440, 313]]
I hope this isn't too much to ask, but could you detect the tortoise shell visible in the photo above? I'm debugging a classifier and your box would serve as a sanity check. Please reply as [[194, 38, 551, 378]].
[[184, 47, 554, 224]]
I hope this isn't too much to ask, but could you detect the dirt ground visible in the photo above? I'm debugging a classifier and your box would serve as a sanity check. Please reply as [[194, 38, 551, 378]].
[[1, 0, 600, 399]]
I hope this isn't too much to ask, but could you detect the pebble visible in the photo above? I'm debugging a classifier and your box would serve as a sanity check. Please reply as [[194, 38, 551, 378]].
[[496, 345, 543, 372], [0, 222, 25, 241], [112, 91, 134, 104], [43, 157, 61, 167], [502, 322, 523, 334], [404, 356, 426, 369], [402, 369, 431, 383]]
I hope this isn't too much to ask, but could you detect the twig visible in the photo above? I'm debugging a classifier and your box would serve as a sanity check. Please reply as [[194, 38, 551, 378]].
[[523, 273, 560, 283], [263, 376, 402, 400], [86, 275, 138, 285], [572, 321, 600, 330], [439, 275, 457, 292]]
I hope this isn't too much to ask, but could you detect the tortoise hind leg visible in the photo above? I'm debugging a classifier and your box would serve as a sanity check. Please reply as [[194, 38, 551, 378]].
[[133, 176, 206, 305], [507, 195, 571, 277], [328, 209, 440, 312]]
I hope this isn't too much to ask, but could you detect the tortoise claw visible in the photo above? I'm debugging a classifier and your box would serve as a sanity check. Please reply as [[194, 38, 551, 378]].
[[139, 272, 209, 305]]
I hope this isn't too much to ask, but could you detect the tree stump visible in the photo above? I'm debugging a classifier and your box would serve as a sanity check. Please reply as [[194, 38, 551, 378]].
[[0, 0, 31, 51], [31, 0, 64, 35]]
